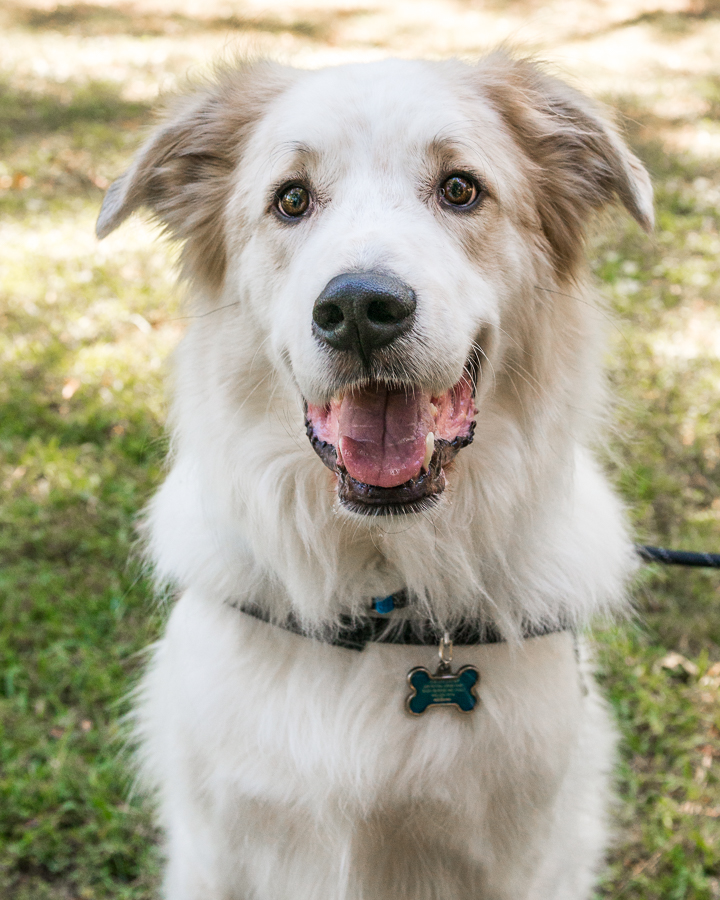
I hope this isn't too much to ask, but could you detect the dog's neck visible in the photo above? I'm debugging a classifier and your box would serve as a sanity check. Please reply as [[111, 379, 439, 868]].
[[233, 589, 571, 651]]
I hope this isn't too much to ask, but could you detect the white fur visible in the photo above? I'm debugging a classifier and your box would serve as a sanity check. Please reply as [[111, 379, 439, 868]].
[[100, 54, 652, 899]]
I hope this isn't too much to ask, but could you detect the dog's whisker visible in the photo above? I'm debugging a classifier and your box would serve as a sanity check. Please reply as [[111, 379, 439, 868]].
[[471, 340, 498, 396], [171, 300, 241, 321], [248, 333, 274, 379], [501, 359, 546, 400], [534, 283, 635, 353]]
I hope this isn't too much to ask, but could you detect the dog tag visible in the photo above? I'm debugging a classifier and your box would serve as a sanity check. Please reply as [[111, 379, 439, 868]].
[[406, 633, 479, 715]]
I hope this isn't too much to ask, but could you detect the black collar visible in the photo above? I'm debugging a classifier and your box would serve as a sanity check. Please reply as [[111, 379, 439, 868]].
[[235, 591, 569, 652]]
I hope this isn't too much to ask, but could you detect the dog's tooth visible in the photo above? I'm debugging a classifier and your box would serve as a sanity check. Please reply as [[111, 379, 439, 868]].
[[423, 432, 435, 472], [430, 403, 438, 417]]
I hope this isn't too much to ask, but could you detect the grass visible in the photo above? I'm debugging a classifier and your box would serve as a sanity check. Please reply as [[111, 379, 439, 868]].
[[1, 1, 720, 897], [0, 201, 173, 896]]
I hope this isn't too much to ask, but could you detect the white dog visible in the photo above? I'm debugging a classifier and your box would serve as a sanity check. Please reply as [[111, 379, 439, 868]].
[[97, 52, 652, 900]]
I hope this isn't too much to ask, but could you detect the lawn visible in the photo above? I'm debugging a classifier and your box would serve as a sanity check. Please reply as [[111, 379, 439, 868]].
[[1, 0, 720, 897]]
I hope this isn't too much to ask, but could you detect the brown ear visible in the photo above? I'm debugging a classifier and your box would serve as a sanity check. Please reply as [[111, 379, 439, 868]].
[[478, 53, 653, 278], [96, 61, 293, 288]]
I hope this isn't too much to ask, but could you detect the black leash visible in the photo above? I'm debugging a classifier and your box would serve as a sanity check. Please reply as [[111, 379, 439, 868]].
[[636, 545, 720, 568]]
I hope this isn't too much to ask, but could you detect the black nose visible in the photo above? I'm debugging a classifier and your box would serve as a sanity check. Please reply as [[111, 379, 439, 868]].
[[312, 273, 417, 363]]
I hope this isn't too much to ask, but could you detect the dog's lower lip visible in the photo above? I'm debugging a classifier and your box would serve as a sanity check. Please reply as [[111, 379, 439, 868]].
[[305, 422, 476, 516], [304, 356, 479, 515], [335, 427, 475, 515]]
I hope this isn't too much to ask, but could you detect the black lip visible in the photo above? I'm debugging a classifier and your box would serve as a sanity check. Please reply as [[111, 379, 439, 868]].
[[304, 345, 481, 516], [337, 449, 446, 515], [305, 414, 475, 516]]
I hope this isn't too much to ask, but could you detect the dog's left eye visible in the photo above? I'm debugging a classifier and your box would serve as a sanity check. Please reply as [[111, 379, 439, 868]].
[[439, 174, 479, 209], [276, 184, 311, 218]]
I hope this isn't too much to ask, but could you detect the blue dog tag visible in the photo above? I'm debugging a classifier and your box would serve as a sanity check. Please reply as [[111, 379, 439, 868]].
[[406, 664, 479, 715]]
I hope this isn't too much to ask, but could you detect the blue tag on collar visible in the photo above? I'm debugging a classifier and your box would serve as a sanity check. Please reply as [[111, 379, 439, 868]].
[[406, 665, 479, 715], [372, 594, 395, 615]]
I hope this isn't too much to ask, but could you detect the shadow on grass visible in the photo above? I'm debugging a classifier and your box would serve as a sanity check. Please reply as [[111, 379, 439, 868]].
[[456, 0, 720, 41], [0, 78, 149, 144], [6, 0, 371, 41], [596, 90, 720, 202], [588, 0, 720, 42], [0, 76, 152, 202]]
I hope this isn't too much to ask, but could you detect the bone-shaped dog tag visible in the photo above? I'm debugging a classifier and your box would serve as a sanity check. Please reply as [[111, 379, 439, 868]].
[[405, 633, 479, 715]]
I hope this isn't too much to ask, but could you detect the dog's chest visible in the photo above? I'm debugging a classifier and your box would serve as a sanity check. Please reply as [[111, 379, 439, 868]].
[[152, 592, 585, 817]]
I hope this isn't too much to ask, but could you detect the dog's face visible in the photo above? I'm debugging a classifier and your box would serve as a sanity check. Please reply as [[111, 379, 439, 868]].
[[98, 55, 653, 521], [230, 61, 519, 514]]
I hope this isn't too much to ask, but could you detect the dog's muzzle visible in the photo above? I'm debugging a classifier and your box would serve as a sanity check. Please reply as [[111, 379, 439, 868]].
[[305, 272, 478, 516]]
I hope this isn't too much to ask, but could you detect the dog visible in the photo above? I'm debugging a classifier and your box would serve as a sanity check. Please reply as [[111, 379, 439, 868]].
[[97, 51, 653, 900]]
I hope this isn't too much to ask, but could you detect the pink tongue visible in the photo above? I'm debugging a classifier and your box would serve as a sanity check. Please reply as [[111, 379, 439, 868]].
[[338, 387, 433, 488]]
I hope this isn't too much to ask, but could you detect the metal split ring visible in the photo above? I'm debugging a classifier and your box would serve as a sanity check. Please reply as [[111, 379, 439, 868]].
[[438, 631, 453, 666]]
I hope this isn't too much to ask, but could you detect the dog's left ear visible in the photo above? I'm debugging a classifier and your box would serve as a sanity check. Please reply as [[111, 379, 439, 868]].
[[96, 61, 293, 287], [479, 53, 653, 278]]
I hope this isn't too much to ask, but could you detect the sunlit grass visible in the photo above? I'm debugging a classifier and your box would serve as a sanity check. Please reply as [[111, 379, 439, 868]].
[[1, 1, 720, 897]]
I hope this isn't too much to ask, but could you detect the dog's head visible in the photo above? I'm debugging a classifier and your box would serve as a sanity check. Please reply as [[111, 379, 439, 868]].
[[98, 55, 652, 522]]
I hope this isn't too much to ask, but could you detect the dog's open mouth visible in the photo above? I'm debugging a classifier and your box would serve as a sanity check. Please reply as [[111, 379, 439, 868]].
[[305, 363, 477, 515]]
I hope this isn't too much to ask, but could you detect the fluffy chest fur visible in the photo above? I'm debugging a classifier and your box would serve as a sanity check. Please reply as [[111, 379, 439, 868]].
[[140, 593, 600, 899]]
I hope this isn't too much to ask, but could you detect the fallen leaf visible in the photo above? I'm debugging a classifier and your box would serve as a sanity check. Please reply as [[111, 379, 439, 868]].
[[11, 172, 32, 190], [660, 651, 699, 676], [62, 377, 81, 400]]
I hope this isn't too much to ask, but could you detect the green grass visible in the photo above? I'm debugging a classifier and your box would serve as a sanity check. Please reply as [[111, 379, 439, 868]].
[[0, 76, 174, 896], [594, 626, 720, 899], [2, 9, 720, 898], [584, 106, 720, 896]]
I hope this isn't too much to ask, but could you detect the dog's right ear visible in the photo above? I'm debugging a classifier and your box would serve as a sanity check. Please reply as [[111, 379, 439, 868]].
[[96, 61, 293, 287]]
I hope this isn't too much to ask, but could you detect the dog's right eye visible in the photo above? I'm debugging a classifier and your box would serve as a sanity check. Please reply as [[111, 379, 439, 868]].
[[439, 173, 480, 209], [276, 184, 311, 219]]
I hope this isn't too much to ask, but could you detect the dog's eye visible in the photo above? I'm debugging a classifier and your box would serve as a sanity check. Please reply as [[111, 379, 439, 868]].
[[277, 184, 311, 218], [439, 174, 479, 208]]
